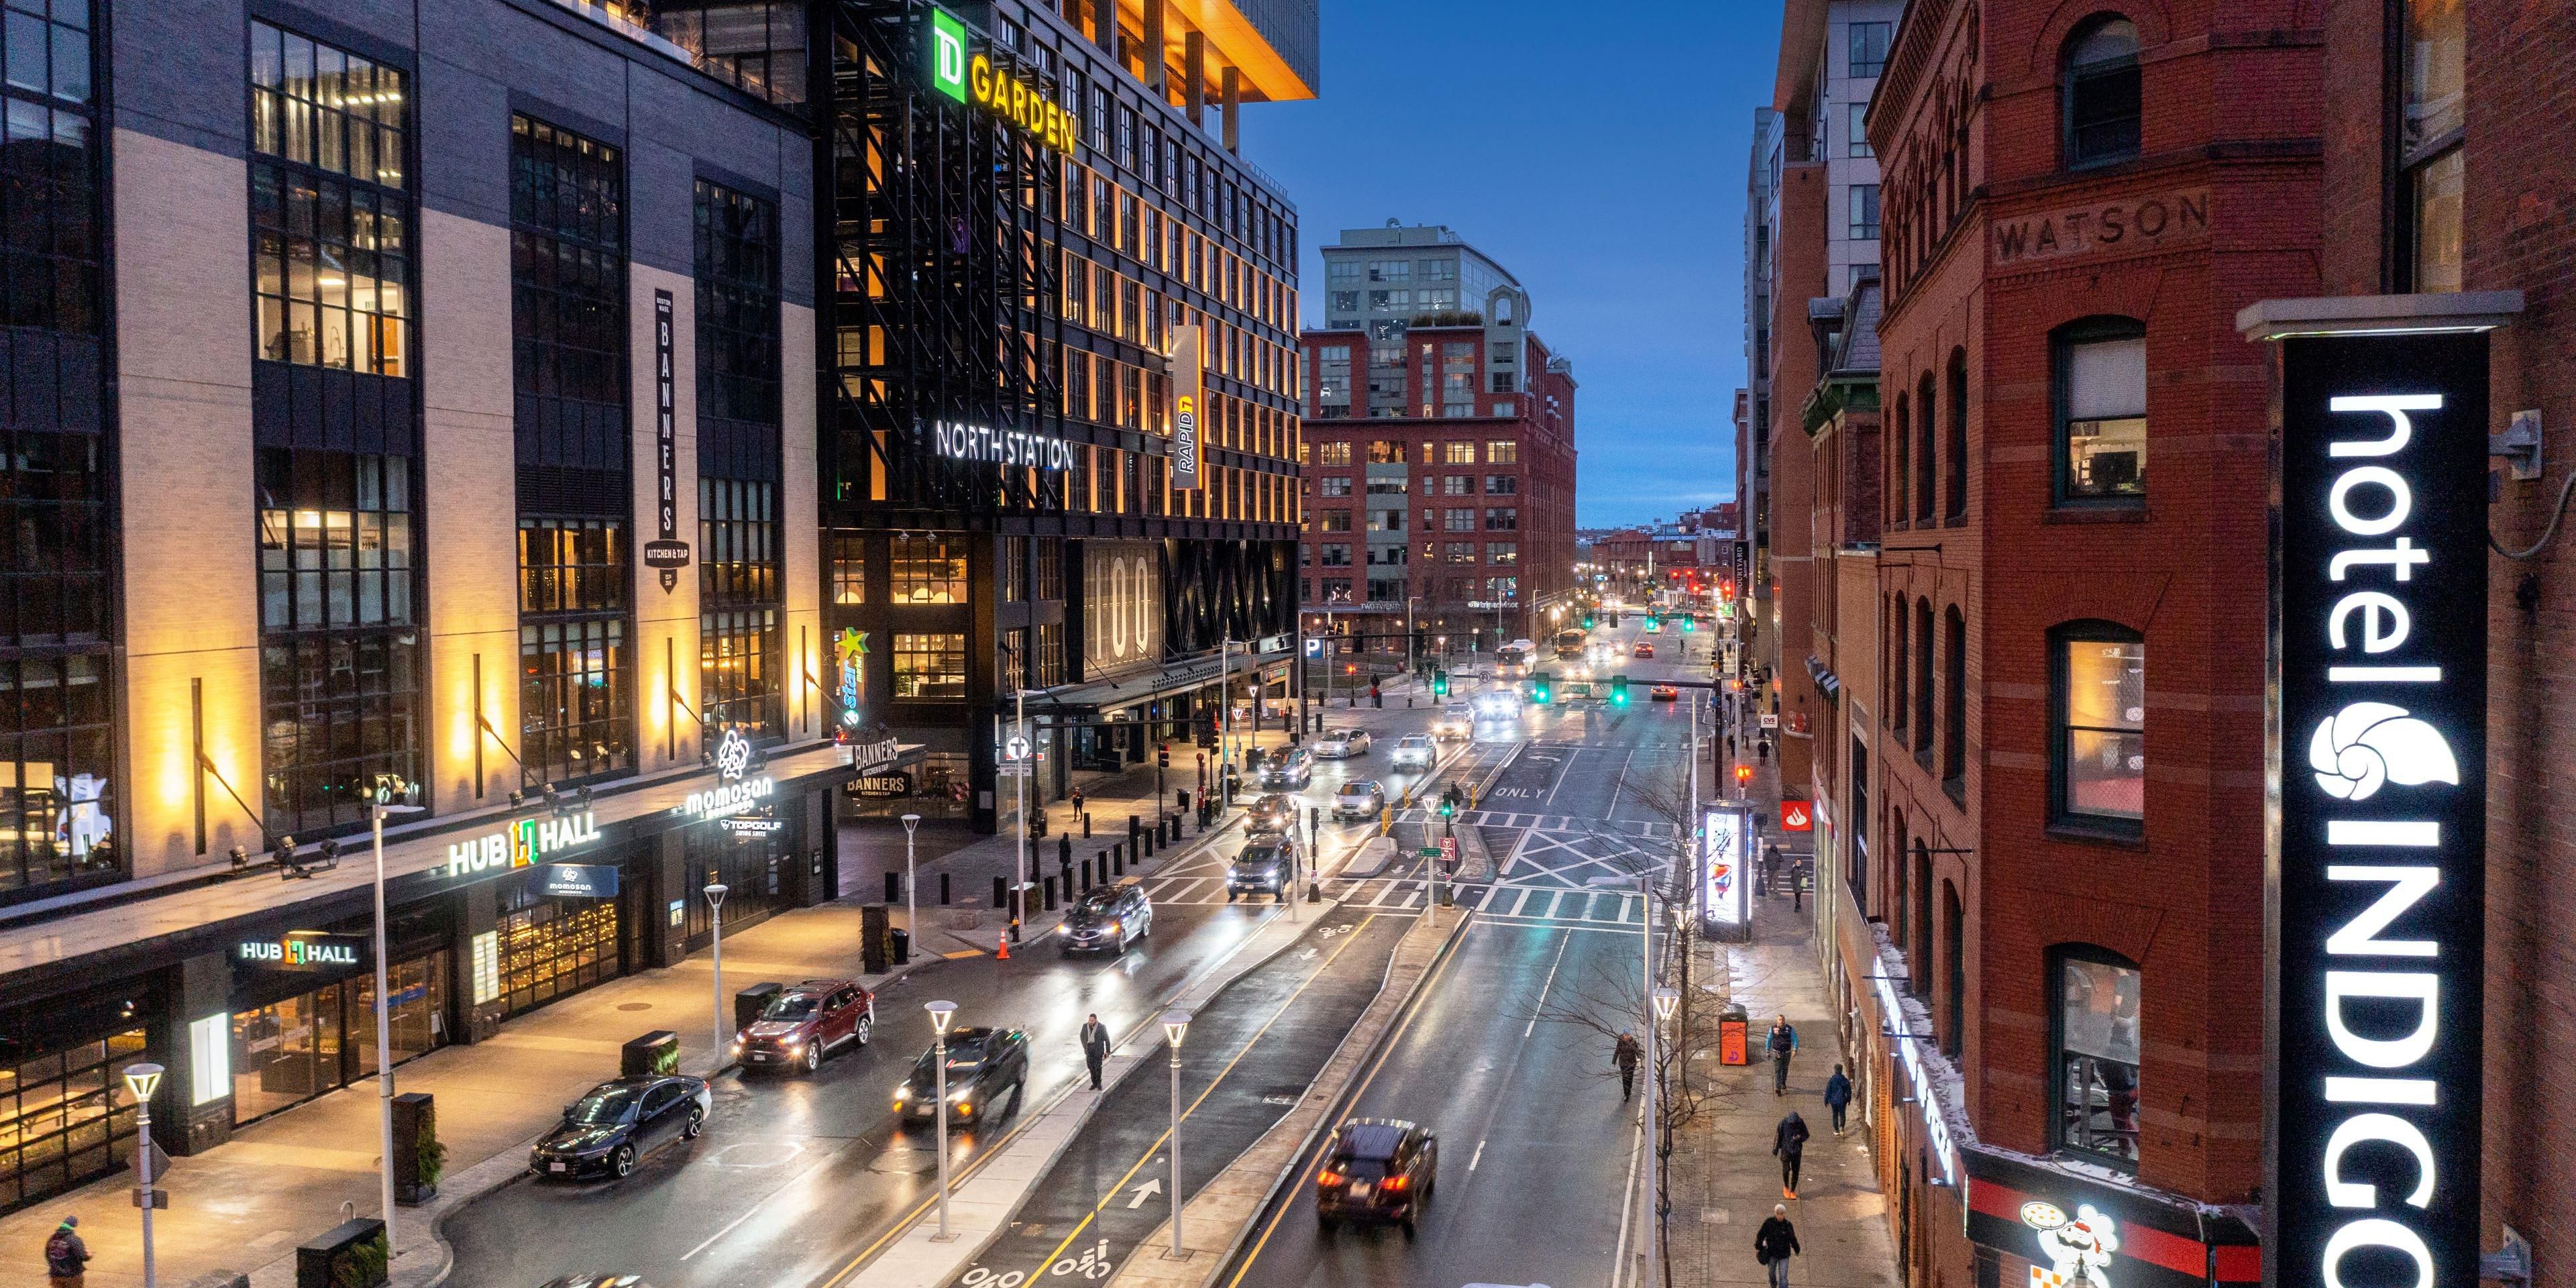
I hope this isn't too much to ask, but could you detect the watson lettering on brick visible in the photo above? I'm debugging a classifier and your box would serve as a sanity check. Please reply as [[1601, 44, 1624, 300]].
[[1992, 189, 2209, 268]]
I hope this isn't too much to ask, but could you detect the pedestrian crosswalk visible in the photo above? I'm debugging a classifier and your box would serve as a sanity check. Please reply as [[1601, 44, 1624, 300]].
[[1390, 808, 1678, 839], [1131, 868, 1649, 929]]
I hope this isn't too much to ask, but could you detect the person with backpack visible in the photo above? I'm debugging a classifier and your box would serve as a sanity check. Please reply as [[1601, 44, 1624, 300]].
[[1767, 1014, 1799, 1094], [1824, 1063, 1854, 1134], [1755, 1203, 1801, 1288], [1774, 1109, 1811, 1198], [44, 1216, 89, 1287]]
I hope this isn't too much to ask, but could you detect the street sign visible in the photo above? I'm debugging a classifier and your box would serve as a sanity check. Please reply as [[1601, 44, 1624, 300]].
[[1758, 712, 1779, 729], [1440, 836, 1458, 863], [539, 863, 619, 898], [132, 1141, 171, 1179], [997, 763, 1032, 777], [1004, 733, 1031, 761], [1779, 800, 1813, 832], [131, 1187, 168, 1210], [1417, 847, 1441, 859], [641, 539, 692, 569]]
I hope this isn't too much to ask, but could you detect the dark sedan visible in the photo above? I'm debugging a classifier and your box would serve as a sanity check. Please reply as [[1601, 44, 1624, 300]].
[[891, 1026, 1031, 1126], [530, 1075, 710, 1180], [1061, 883, 1152, 955], [1247, 793, 1301, 834], [1315, 1118, 1438, 1232]]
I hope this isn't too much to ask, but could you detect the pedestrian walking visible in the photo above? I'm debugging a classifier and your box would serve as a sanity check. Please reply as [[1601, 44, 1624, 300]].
[[1760, 844, 1781, 896], [1774, 1109, 1810, 1197], [1768, 1014, 1798, 1094], [1758, 734, 1773, 762], [1754, 1204, 1801, 1288], [1824, 1063, 1853, 1134], [1791, 857, 1805, 912], [1079, 1012, 1111, 1090], [44, 1216, 88, 1287], [1613, 1030, 1642, 1099], [1071, 786, 1086, 817]]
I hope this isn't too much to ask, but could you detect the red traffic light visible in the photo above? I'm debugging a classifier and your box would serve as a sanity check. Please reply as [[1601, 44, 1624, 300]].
[[1734, 764, 1754, 785]]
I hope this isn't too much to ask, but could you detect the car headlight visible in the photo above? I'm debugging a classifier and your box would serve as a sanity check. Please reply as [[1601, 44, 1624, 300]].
[[893, 1083, 909, 1100], [1106, 919, 1120, 932], [784, 1036, 803, 1049], [948, 1085, 972, 1102]]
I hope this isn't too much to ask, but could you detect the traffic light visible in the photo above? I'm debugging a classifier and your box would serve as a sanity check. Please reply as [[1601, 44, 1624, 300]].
[[1735, 763, 1754, 789], [1582, 612, 1596, 629], [1158, 743, 1171, 769], [1610, 674, 1630, 707], [1432, 669, 1450, 697], [1530, 670, 1552, 705], [1646, 614, 1662, 631], [1438, 790, 1458, 820], [1681, 615, 1697, 633]]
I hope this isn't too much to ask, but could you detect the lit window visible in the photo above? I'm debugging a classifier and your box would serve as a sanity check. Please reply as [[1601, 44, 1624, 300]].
[[2056, 321, 2147, 500], [892, 633, 968, 701], [2054, 626, 2145, 826], [2053, 950, 2142, 1171]]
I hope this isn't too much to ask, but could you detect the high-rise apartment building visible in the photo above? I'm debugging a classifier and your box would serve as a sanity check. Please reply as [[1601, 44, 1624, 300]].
[[1297, 224, 1575, 651]]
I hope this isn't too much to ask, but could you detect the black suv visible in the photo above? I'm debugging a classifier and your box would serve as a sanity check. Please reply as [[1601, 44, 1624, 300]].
[[531, 1075, 710, 1180], [1315, 1118, 1438, 1232], [1061, 883, 1152, 955], [891, 1026, 1031, 1126], [1228, 835, 1298, 901]]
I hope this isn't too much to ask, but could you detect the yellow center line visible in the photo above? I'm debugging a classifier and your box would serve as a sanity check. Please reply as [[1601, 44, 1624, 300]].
[[1018, 913, 1390, 1281], [1220, 912, 1476, 1288]]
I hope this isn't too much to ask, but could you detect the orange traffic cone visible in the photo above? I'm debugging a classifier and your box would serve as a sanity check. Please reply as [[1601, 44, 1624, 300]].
[[996, 932, 1010, 960]]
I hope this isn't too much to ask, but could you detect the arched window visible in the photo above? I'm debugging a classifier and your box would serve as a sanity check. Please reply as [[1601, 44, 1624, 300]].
[[2051, 945, 2141, 1170], [1914, 372, 1937, 523], [1942, 606, 1968, 800], [2063, 17, 2141, 167], [2054, 317, 2147, 501], [1890, 815, 1911, 946], [1889, 594, 1910, 738], [2051, 620, 2145, 831], [1910, 842, 1933, 994], [1913, 599, 1935, 763], [1941, 881, 1966, 1056], [1890, 390, 1911, 523], [1945, 349, 1969, 519]]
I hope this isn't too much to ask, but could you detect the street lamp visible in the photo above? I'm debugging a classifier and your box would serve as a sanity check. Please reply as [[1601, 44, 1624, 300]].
[[704, 882, 729, 1062], [368, 796, 423, 1248], [901, 814, 922, 966], [124, 1062, 165, 1288], [1161, 1009, 1192, 1256], [927, 1000, 959, 1240]]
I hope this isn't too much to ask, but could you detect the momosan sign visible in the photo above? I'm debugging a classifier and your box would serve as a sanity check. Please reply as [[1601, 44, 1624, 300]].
[[2269, 327, 2489, 1288]]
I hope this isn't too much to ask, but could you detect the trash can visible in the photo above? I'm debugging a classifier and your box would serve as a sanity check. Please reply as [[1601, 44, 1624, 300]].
[[734, 983, 784, 1038], [1719, 1004, 1751, 1066], [890, 927, 912, 965]]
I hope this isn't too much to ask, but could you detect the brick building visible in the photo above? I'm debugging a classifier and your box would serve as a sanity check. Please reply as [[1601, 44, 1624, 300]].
[[1847, 0, 2320, 1281], [1298, 225, 1577, 652], [2304, 0, 2576, 1273]]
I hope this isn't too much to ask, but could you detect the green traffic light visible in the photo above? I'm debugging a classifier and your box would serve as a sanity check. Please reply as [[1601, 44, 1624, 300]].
[[1432, 669, 1449, 696], [1531, 670, 1552, 704], [1610, 674, 1631, 707]]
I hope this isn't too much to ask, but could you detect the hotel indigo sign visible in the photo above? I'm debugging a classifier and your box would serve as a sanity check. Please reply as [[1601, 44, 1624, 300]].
[[2271, 332, 2487, 1288]]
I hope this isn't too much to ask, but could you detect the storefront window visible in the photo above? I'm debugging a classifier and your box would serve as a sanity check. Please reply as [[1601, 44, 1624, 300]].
[[894, 633, 967, 700], [0, 1027, 152, 1214], [890, 535, 969, 604], [682, 815, 802, 947], [229, 948, 451, 1126], [497, 885, 619, 1020]]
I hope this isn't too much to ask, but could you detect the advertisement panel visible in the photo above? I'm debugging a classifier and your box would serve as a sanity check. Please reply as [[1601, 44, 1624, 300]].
[[1701, 804, 1751, 931], [2270, 331, 2487, 1288], [1169, 324, 1204, 491]]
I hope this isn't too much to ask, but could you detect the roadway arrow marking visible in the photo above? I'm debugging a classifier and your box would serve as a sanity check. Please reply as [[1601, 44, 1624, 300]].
[[1128, 1176, 1163, 1208]]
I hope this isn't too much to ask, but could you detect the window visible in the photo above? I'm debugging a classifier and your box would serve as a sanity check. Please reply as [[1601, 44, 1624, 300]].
[[510, 115, 626, 503], [1849, 184, 1880, 239], [700, 478, 777, 606], [2056, 321, 2147, 500], [2063, 17, 2142, 167], [517, 518, 623, 616], [1849, 20, 1892, 76], [2054, 625, 2145, 827], [1316, 441, 1352, 468], [1913, 600, 1933, 764], [1439, 476, 1471, 496], [1491, 372, 1515, 393], [1444, 508, 1476, 533], [1, 0, 98, 338], [2401, 0, 2464, 292], [1945, 350, 1969, 519], [1848, 102, 1872, 158], [260, 629, 419, 835], [892, 633, 967, 700], [1484, 474, 1519, 495], [1941, 607, 1967, 800], [1849, 735, 1870, 899], [1320, 476, 1352, 498], [521, 618, 629, 787], [1444, 541, 1476, 564], [1888, 596, 1909, 737], [1485, 576, 1518, 602], [250, 21, 410, 373], [2053, 949, 2142, 1170], [1487, 542, 1517, 565], [999, 536, 1026, 603], [1890, 393, 1909, 522], [1319, 510, 1353, 533], [1483, 508, 1517, 531], [1034, 541, 1063, 600], [1916, 373, 1937, 523], [891, 535, 969, 604], [1443, 441, 1476, 465], [695, 180, 779, 432], [1319, 543, 1352, 567], [700, 608, 779, 736], [831, 535, 865, 604], [1486, 440, 1518, 465]]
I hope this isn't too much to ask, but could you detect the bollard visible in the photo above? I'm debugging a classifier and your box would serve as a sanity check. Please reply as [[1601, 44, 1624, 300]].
[[940, 872, 952, 905], [1059, 834, 1073, 869], [991, 875, 1007, 909], [885, 871, 902, 903], [1043, 876, 1057, 911], [1111, 843, 1124, 875], [1081, 858, 1093, 891], [1082, 811, 1093, 839]]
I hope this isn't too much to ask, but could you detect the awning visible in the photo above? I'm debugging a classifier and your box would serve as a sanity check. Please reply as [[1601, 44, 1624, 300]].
[[1023, 643, 1297, 718], [1806, 655, 1842, 700]]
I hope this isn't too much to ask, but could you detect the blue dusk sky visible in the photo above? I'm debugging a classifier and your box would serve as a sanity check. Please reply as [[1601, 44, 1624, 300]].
[[1244, 0, 1783, 529]]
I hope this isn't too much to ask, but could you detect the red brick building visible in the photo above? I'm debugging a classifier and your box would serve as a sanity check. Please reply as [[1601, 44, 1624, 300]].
[[1853, 0, 2318, 1281], [1297, 326, 1578, 650], [2308, 0, 2576, 1272]]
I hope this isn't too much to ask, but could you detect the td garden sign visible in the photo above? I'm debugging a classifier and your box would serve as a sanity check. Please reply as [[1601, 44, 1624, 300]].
[[929, 7, 1074, 154], [2249, 294, 2518, 1288]]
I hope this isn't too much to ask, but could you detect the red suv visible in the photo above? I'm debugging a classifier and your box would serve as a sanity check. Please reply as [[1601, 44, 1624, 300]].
[[734, 978, 874, 1073]]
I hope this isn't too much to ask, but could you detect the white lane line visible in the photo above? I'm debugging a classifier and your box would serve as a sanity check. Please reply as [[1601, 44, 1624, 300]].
[[1509, 888, 1532, 917], [1525, 930, 1573, 1038], [1468, 1139, 1487, 1172]]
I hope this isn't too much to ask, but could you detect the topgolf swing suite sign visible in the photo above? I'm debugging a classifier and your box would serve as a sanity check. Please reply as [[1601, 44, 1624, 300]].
[[2269, 329, 2488, 1288]]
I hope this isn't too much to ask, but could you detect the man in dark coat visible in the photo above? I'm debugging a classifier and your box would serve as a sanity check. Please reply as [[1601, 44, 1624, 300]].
[[1079, 1013, 1112, 1090], [1824, 1063, 1854, 1134], [1774, 1110, 1811, 1198], [1755, 1204, 1801, 1288], [45, 1216, 89, 1287], [1613, 1030, 1642, 1099], [1768, 1014, 1798, 1094]]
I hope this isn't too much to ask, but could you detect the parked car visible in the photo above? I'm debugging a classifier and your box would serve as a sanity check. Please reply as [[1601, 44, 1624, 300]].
[[1248, 792, 1301, 833], [1228, 834, 1301, 900], [531, 1075, 710, 1180], [1257, 747, 1315, 789], [734, 978, 874, 1073], [1650, 684, 1679, 702], [1313, 729, 1372, 759], [1315, 1118, 1438, 1232], [1334, 780, 1387, 821], [892, 1026, 1030, 1126], [1390, 735, 1436, 769], [1632, 642, 1655, 658], [1433, 703, 1474, 741], [1061, 883, 1152, 955]]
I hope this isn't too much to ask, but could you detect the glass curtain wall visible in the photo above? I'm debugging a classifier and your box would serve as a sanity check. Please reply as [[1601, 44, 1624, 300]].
[[695, 179, 782, 739], [0, 0, 114, 898], [511, 114, 635, 788]]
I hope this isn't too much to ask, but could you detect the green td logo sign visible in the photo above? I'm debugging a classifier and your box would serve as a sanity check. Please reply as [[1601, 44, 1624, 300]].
[[930, 9, 968, 103]]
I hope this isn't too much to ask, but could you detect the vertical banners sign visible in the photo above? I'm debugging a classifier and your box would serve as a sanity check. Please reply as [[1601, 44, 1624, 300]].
[[2272, 333, 2487, 1288], [1701, 804, 1752, 928], [647, 291, 686, 592], [929, 8, 968, 103], [1169, 324, 1204, 491]]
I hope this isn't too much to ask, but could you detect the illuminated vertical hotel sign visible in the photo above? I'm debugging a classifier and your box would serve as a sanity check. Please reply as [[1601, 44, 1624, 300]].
[[2270, 329, 2487, 1288], [1169, 324, 1204, 491]]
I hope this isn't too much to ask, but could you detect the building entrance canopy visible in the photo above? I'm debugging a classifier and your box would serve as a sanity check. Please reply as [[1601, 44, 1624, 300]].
[[1022, 643, 1295, 719]]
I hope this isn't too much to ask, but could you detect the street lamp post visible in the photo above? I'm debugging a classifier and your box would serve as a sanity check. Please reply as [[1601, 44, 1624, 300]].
[[1650, 985, 1680, 1287], [125, 1062, 165, 1288], [927, 1000, 959, 1240], [705, 882, 729, 1061], [902, 813, 922, 964], [1162, 1010, 1192, 1256], [368, 797, 421, 1244]]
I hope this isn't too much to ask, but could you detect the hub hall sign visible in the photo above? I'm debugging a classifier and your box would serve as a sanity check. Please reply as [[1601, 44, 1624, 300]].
[[2271, 330, 2488, 1288]]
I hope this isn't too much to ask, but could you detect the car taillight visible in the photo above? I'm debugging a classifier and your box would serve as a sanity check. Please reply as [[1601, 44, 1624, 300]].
[[1318, 1170, 1343, 1186], [1383, 1175, 1410, 1191]]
